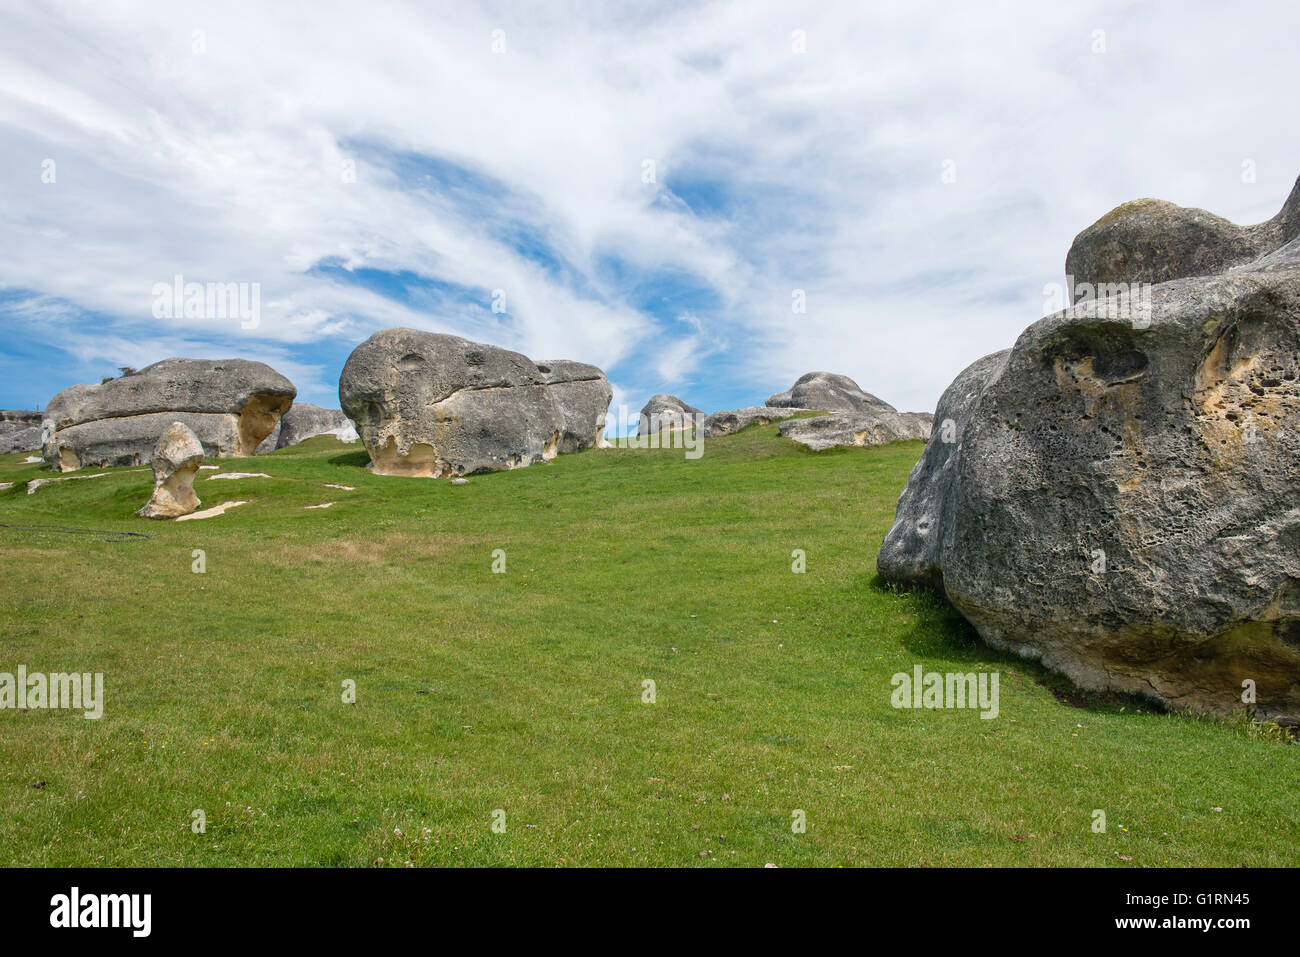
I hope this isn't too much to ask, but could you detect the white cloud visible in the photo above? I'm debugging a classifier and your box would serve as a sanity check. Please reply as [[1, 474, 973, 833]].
[[1, 0, 1297, 415]]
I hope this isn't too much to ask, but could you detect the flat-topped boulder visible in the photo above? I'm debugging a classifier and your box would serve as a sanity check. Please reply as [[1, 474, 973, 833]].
[[879, 174, 1300, 724], [702, 406, 809, 438], [338, 328, 611, 477], [767, 372, 895, 413], [42, 359, 295, 470], [637, 394, 703, 435], [779, 410, 932, 450]]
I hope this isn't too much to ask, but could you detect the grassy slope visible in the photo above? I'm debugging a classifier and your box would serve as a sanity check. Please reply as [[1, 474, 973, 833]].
[[0, 428, 1295, 867]]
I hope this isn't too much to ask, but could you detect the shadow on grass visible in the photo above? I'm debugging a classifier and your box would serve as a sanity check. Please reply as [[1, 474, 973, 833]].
[[863, 571, 1159, 716], [327, 450, 372, 469]]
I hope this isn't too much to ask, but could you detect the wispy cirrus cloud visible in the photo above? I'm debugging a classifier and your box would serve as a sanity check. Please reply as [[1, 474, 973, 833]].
[[1, 0, 1297, 418]]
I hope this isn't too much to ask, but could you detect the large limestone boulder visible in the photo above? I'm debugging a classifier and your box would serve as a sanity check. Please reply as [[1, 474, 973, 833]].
[[42, 359, 296, 471], [0, 410, 41, 453], [637, 394, 703, 436], [879, 175, 1300, 723], [767, 372, 895, 413], [538, 360, 613, 451], [338, 328, 611, 477], [875, 351, 1010, 590], [702, 406, 810, 438], [1065, 178, 1300, 293], [779, 410, 932, 450], [137, 422, 204, 518], [264, 403, 359, 450]]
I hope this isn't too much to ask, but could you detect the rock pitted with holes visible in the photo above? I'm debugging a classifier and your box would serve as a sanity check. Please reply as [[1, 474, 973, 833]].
[[137, 421, 205, 519], [879, 175, 1300, 723], [338, 328, 611, 477]]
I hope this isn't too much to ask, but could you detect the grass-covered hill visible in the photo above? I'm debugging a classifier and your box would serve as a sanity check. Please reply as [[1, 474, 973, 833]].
[[0, 425, 1295, 866]]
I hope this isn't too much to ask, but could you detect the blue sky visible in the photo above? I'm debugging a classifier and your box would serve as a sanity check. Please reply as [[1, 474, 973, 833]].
[[2, 0, 1299, 430]]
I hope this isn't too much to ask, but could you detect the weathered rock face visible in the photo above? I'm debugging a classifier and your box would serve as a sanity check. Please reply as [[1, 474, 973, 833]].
[[879, 176, 1300, 723], [767, 372, 895, 413], [265, 403, 359, 450], [338, 328, 611, 477], [42, 359, 296, 471], [538, 360, 613, 451], [637, 394, 703, 435], [702, 406, 809, 438], [137, 422, 204, 518], [1065, 177, 1300, 293], [0, 410, 42, 453], [876, 351, 1010, 590], [780, 411, 932, 451]]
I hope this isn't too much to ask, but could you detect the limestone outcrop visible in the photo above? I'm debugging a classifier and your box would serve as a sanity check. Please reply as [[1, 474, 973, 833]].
[[702, 406, 809, 438], [338, 328, 611, 477], [767, 372, 895, 413], [137, 422, 205, 518], [779, 411, 932, 450], [878, 175, 1300, 723], [637, 394, 703, 436], [42, 359, 295, 470]]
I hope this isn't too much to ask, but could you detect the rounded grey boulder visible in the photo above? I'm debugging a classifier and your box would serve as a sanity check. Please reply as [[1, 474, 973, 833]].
[[876, 351, 1010, 590], [880, 177, 1300, 723], [767, 372, 895, 413], [637, 394, 703, 436], [1065, 176, 1300, 293], [264, 403, 359, 450], [537, 360, 613, 451], [338, 328, 611, 477]]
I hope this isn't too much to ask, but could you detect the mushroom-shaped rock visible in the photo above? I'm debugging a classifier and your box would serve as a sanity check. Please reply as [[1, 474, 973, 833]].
[[338, 328, 611, 477], [766, 372, 895, 413], [137, 422, 205, 519], [42, 358, 296, 471], [637, 394, 703, 436]]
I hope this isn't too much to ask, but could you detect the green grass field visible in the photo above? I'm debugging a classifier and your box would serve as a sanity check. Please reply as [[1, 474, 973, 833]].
[[0, 426, 1295, 867]]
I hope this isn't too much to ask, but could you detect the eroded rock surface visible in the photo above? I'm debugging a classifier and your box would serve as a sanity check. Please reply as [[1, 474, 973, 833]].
[[137, 422, 204, 518], [875, 351, 1010, 590], [879, 175, 1300, 723], [0, 410, 42, 453], [338, 328, 611, 477], [779, 410, 932, 450], [538, 360, 613, 450], [637, 394, 703, 435], [702, 406, 809, 438], [262, 403, 359, 450], [42, 359, 295, 470], [1065, 177, 1300, 292], [767, 372, 895, 413]]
